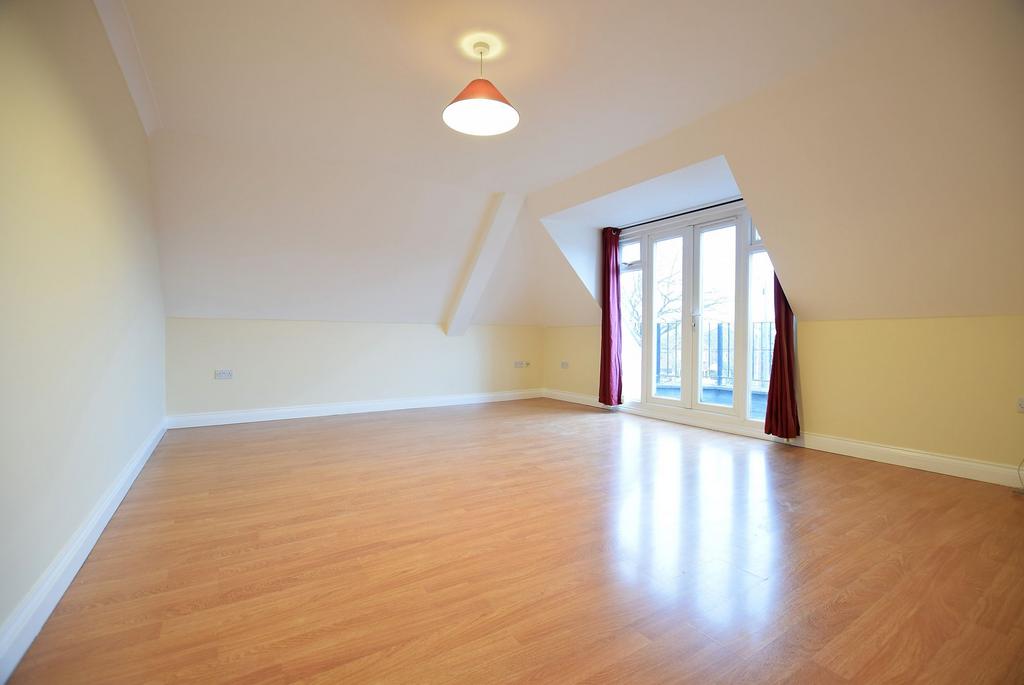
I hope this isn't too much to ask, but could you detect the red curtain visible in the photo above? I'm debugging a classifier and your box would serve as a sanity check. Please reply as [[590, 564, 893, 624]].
[[765, 275, 800, 438], [598, 227, 623, 406]]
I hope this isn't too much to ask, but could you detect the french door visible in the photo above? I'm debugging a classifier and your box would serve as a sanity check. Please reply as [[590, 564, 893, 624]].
[[645, 226, 692, 406], [619, 204, 751, 419]]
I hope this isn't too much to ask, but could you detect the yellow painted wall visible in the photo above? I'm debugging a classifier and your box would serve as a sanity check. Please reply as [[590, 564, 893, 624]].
[[539, 319, 1024, 468], [166, 319, 542, 414], [542, 326, 601, 397], [0, 0, 165, 625], [798, 316, 1024, 467]]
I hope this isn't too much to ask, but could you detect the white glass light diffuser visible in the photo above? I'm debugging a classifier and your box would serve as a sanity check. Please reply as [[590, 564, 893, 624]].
[[442, 78, 519, 136]]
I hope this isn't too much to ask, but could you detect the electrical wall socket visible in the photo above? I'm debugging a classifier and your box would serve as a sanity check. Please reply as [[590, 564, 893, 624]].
[[513, 361, 530, 368], [560, 361, 570, 369], [214, 369, 233, 380], [1017, 397, 1024, 413]]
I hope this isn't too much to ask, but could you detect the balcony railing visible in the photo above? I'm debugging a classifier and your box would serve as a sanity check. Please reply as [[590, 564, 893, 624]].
[[654, 320, 776, 392], [750, 320, 775, 391], [700, 319, 734, 389]]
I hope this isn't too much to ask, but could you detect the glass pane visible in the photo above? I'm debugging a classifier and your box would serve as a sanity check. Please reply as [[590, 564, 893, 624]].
[[619, 268, 643, 402], [752, 224, 762, 243], [620, 241, 640, 266], [652, 236, 684, 399], [748, 251, 775, 420], [698, 226, 736, 406]]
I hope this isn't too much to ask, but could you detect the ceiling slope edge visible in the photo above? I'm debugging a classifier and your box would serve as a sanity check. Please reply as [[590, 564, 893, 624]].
[[93, 0, 161, 135]]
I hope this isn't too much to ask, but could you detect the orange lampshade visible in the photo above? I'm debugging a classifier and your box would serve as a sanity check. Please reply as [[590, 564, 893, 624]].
[[442, 78, 519, 136]]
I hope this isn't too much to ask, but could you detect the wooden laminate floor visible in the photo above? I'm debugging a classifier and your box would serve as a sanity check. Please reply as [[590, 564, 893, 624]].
[[12, 399, 1024, 683]]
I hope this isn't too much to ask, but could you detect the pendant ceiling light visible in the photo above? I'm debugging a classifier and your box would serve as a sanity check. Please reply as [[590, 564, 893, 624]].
[[443, 41, 519, 136]]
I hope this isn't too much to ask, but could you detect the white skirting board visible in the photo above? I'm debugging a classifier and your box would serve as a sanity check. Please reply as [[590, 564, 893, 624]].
[[796, 433, 1020, 488], [165, 389, 546, 428], [539, 389, 608, 409], [0, 420, 167, 684], [542, 389, 1020, 488]]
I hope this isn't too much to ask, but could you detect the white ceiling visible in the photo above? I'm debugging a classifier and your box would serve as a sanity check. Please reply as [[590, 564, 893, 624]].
[[124, 0, 898, 194], [152, 130, 489, 323], [543, 155, 740, 232], [473, 207, 601, 327], [108, 0, 1021, 326], [527, 0, 1024, 321], [538, 155, 740, 300], [113, 0, 918, 325]]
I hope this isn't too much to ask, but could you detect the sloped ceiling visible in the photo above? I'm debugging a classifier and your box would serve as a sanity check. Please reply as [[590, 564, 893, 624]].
[[473, 207, 601, 326], [152, 130, 489, 323], [530, 0, 1024, 321], [108, 0, 930, 325], [540, 155, 740, 301]]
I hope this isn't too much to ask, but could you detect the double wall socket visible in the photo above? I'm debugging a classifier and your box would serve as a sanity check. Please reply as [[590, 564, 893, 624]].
[[513, 361, 530, 368]]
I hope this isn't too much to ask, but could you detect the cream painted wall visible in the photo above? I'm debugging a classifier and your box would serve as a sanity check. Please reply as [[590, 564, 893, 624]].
[[539, 319, 1024, 468], [542, 326, 601, 397], [0, 0, 165, 629], [166, 319, 542, 414], [799, 316, 1024, 467]]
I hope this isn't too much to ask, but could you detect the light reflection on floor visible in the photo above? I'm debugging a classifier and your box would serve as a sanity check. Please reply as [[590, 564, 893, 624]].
[[612, 420, 780, 632]]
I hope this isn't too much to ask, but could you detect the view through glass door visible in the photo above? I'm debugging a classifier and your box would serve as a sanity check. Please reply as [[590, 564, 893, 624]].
[[696, 222, 736, 408], [648, 229, 690, 405], [618, 203, 774, 426]]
